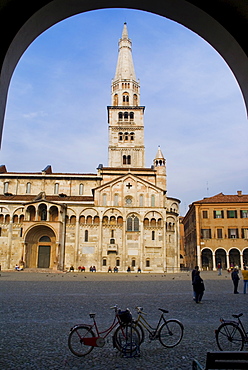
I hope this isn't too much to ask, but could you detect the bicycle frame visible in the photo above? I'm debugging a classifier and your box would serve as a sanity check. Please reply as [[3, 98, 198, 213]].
[[136, 309, 166, 338], [72, 306, 130, 348], [220, 315, 248, 343]]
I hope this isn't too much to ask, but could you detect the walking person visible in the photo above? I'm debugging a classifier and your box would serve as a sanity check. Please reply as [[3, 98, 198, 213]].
[[217, 262, 222, 276], [192, 270, 205, 304], [241, 266, 248, 294], [191, 265, 199, 300], [231, 267, 240, 294]]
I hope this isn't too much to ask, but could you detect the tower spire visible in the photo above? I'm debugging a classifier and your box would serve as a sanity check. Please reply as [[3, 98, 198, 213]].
[[114, 23, 136, 81], [107, 24, 145, 168]]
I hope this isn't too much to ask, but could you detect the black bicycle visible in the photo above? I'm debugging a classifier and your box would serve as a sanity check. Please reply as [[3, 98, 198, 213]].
[[215, 313, 248, 351], [132, 307, 184, 348]]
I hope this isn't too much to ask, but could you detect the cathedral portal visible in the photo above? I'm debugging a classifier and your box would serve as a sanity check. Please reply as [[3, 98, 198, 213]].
[[24, 225, 57, 269]]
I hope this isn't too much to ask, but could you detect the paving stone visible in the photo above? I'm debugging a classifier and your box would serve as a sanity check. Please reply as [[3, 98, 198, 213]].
[[0, 271, 247, 369]]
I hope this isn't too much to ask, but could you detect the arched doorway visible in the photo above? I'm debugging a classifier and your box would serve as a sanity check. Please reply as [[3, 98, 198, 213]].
[[24, 225, 57, 269], [243, 248, 248, 268], [215, 248, 227, 270], [201, 248, 213, 270], [229, 248, 241, 269]]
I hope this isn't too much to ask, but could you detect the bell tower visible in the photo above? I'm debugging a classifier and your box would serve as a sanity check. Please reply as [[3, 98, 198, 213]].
[[107, 23, 145, 168]]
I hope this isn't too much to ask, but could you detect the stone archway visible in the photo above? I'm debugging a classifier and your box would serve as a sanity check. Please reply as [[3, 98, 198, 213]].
[[243, 248, 248, 268], [229, 248, 241, 269], [0, 1, 248, 144], [24, 225, 57, 269], [201, 248, 213, 271], [215, 248, 227, 270]]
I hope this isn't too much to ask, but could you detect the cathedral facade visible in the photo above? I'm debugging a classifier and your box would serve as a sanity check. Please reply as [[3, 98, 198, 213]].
[[0, 24, 180, 272]]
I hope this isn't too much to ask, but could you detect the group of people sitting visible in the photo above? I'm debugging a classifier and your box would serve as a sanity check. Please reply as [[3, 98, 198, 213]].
[[15, 263, 24, 271], [108, 266, 119, 273]]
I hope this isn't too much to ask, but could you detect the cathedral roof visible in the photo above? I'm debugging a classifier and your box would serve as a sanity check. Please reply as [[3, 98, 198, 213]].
[[114, 23, 136, 81], [0, 194, 94, 203]]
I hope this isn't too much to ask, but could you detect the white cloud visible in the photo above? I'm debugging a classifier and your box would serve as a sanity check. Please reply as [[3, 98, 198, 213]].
[[1, 9, 247, 214]]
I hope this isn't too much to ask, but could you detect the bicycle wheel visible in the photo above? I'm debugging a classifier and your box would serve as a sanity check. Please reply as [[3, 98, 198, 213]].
[[68, 325, 95, 357], [113, 324, 140, 354], [158, 319, 184, 348], [132, 321, 145, 344], [216, 323, 244, 351]]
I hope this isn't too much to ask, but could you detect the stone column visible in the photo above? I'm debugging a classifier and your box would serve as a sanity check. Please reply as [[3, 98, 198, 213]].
[[139, 216, 144, 271], [59, 208, 66, 271], [75, 217, 80, 266], [7, 221, 13, 269], [197, 245, 202, 270], [212, 252, 216, 271], [122, 219, 126, 272], [98, 216, 103, 272], [226, 253, 230, 269], [163, 220, 167, 272], [240, 253, 243, 269]]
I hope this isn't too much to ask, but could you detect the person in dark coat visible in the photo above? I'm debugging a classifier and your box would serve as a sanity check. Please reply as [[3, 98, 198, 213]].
[[231, 267, 240, 294], [192, 270, 205, 303], [191, 265, 199, 300]]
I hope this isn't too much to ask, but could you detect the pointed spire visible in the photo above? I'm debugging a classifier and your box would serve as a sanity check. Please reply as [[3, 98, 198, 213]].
[[122, 22, 128, 39], [155, 146, 165, 160], [114, 23, 136, 81], [154, 146, 165, 168]]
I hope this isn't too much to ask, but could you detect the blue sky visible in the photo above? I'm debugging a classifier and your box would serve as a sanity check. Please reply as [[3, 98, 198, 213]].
[[1, 8, 248, 215]]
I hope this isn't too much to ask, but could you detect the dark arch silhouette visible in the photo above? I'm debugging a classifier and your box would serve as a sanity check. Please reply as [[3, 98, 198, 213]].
[[0, 1, 248, 145]]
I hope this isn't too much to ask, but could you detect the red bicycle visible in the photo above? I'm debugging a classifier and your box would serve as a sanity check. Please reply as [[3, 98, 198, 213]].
[[68, 305, 140, 356]]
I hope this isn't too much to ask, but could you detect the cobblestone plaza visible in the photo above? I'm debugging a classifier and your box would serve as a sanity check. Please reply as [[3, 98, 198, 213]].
[[0, 271, 247, 369]]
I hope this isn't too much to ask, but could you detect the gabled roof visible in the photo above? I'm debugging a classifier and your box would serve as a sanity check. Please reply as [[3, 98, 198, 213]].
[[194, 192, 248, 204], [93, 172, 166, 193]]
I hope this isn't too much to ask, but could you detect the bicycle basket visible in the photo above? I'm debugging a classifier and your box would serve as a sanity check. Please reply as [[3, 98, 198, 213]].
[[118, 309, 132, 324]]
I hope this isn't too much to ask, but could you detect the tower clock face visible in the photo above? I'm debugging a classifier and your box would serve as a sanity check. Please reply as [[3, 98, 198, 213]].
[[126, 197, 132, 204]]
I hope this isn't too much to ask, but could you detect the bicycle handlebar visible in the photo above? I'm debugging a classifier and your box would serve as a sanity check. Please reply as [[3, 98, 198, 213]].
[[110, 305, 118, 311], [135, 306, 147, 315]]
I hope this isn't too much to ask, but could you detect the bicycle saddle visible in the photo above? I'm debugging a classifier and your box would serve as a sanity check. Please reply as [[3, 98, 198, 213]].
[[158, 308, 169, 313], [232, 313, 243, 318], [89, 313, 96, 318]]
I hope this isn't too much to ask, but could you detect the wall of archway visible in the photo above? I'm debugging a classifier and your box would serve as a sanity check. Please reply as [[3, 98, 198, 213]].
[[24, 224, 57, 269], [0, 1, 248, 145]]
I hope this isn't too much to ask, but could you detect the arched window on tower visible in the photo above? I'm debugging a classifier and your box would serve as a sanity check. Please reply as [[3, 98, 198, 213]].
[[123, 93, 129, 105], [127, 155, 131, 164], [130, 112, 134, 121], [124, 112, 128, 121], [119, 132, 123, 141], [118, 112, 123, 121], [130, 132, 134, 141], [123, 155, 127, 165], [124, 132, 128, 141], [114, 94, 118, 106], [133, 94, 138, 106]]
